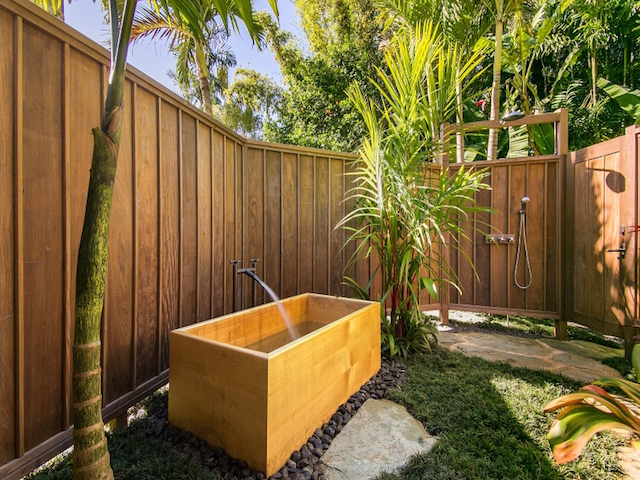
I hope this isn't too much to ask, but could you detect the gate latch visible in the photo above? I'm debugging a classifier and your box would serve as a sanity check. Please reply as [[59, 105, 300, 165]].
[[607, 242, 626, 259]]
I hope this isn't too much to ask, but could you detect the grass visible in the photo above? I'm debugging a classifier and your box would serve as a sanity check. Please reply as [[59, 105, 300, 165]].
[[377, 347, 626, 480], [26, 389, 220, 480], [27, 321, 632, 480]]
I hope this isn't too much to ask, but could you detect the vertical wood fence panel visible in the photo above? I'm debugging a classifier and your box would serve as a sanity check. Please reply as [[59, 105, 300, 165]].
[[282, 153, 299, 300], [565, 127, 640, 340], [197, 122, 212, 321], [314, 158, 329, 294], [22, 21, 64, 453], [298, 155, 315, 294], [159, 102, 180, 372], [0, 5, 15, 465], [0, 1, 359, 478], [447, 157, 562, 319]]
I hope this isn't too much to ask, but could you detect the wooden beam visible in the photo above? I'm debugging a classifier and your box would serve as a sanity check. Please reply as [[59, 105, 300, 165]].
[[439, 123, 450, 325], [13, 13, 24, 459], [61, 41, 72, 430], [448, 111, 562, 134]]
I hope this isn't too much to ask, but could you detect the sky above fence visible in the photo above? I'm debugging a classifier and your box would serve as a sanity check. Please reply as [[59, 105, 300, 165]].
[[65, 0, 305, 92]]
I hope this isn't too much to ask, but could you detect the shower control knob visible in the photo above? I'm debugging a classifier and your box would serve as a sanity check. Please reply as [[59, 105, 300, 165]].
[[497, 236, 504, 243], [508, 236, 515, 243]]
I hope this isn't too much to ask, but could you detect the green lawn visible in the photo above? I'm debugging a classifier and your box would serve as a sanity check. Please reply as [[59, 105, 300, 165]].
[[377, 346, 625, 480], [28, 338, 629, 480]]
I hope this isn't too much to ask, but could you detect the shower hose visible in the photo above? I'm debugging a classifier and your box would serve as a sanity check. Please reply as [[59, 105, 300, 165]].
[[514, 210, 532, 290]]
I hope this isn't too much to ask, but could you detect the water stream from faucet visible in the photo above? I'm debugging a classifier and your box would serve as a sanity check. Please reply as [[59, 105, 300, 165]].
[[240, 270, 300, 341]]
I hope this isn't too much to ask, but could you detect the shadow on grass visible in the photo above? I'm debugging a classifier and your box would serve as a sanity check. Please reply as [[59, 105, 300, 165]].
[[377, 347, 625, 480], [26, 396, 221, 480]]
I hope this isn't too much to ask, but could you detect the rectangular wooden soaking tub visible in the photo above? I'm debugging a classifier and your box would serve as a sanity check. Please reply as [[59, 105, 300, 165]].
[[168, 293, 380, 476]]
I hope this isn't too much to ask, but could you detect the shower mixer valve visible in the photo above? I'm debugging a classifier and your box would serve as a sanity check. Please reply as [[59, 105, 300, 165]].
[[485, 234, 515, 244]]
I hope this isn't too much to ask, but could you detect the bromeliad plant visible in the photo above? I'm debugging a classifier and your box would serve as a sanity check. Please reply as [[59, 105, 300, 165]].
[[544, 343, 640, 464], [340, 22, 491, 358]]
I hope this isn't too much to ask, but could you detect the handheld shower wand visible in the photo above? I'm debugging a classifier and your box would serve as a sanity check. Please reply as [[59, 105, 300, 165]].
[[514, 196, 532, 290]]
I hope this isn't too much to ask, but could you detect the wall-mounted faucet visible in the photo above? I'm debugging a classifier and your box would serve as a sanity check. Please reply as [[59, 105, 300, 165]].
[[231, 259, 261, 311]]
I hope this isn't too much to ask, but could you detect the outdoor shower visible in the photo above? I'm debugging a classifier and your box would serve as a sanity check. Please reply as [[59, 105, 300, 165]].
[[514, 196, 532, 290]]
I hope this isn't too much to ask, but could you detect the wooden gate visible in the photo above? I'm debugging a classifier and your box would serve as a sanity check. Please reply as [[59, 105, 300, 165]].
[[564, 126, 640, 352]]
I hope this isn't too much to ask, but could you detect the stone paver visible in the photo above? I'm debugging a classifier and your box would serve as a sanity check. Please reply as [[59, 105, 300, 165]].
[[439, 330, 621, 383], [321, 399, 437, 480]]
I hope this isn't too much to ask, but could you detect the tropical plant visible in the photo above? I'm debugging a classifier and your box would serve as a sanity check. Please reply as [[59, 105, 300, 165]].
[[130, 0, 273, 116], [31, 0, 63, 19], [484, 0, 519, 160], [164, 23, 237, 109], [376, 0, 493, 162], [544, 341, 640, 464], [255, 6, 383, 151], [500, 0, 574, 155], [214, 68, 282, 138], [51, 0, 273, 478], [340, 22, 491, 358], [598, 78, 640, 124]]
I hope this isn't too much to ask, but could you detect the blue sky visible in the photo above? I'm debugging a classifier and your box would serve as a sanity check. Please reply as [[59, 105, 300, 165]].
[[65, 0, 304, 93]]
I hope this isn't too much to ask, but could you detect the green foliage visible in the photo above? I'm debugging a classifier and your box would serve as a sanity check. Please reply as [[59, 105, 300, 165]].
[[254, 5, 382, 151], [536, 0, 640, 149], [31, 0, 63, 18], [598, 78, 640, 124], [130, 0, 275, 116], [213, 68, 281, 138], [295, 0, 379, 55], [340, 22, 491, 358]]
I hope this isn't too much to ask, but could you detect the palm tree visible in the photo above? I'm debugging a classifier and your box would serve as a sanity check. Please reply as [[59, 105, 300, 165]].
[[484, 0, 519, 161], [375, 0, 492, 162], [342, 21, 490, 357], [131, 1, 268, 116], [30, 0, 63, 19], [64, 0, 273, 478], [165, 23, 238, 109]]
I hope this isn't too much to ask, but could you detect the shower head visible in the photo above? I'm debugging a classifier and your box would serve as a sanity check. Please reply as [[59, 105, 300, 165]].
[[500, 109, 525, 124], [522, 196, 530, 203]]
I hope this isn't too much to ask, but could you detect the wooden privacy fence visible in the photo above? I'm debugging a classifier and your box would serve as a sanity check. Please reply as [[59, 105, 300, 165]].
[[0, 0, 587, 478], [563, 125, 640, 350], [433, 112, 567, 337], [0, 1, 368, 478]]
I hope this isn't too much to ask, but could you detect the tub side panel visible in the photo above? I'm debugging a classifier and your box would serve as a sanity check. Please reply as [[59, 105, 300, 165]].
[[168, 332, 269, 472], [265, 302, 380, 475]]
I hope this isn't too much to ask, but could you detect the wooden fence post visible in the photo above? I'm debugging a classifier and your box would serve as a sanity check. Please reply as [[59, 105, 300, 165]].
[[439, 123, 450, 325], [555, 108, 569, 340]]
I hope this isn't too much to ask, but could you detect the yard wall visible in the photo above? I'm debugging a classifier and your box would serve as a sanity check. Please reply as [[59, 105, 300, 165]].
[[0, 1, 366, 478], [0, 0, 591, 477], [563, 125, 640, 345]]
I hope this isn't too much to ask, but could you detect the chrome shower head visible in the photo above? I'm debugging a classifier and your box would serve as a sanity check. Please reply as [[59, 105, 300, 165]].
[[500, 109, 525, 124], [521, 196, 530, 203]]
